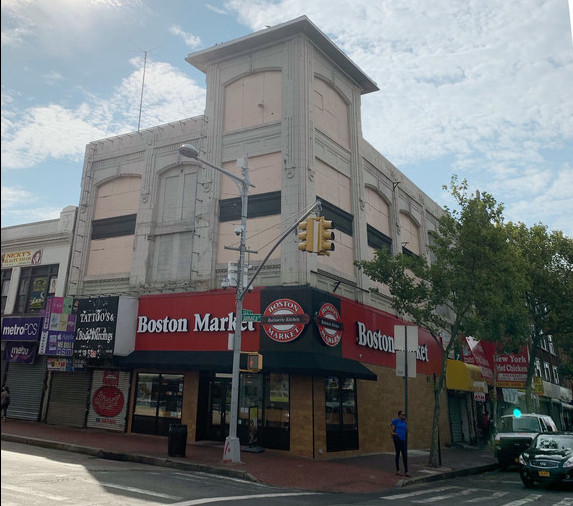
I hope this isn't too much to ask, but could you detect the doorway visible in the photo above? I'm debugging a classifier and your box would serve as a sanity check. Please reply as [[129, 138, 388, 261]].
[[208, 375, 232, 441]]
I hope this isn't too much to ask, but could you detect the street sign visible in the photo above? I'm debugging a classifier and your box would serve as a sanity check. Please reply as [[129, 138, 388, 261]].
[[395, 325, 418, 378], [242, 313, 262, 323]]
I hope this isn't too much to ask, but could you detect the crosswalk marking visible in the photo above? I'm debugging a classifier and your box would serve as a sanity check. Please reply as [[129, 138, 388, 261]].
[[465, 491, 508, 502], [381, 486, 459, 500], [501, 495, 543, 506], [2, 483, 69, 501], [553, 498, 573, 506], [412, 488, 478, 503], [100, 482, 183, 500]]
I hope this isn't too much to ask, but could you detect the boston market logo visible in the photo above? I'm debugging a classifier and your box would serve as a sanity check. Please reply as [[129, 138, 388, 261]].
[[92, 386, 124, 418], [316, 303, 343, 347], [262, 298, 309, 343]]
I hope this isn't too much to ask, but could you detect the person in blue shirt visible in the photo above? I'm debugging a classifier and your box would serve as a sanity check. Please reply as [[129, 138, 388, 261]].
[[390, 410, 409, 476]]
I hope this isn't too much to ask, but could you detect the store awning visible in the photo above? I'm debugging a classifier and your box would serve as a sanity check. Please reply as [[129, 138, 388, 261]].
[[115, 350, 377, 381], [116, 351, 234, 372], [446, 359, 487, 393], [262, 352, 377, 381]]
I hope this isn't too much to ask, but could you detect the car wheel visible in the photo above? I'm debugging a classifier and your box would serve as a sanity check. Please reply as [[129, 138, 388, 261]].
[[520, 471, 534, 489]]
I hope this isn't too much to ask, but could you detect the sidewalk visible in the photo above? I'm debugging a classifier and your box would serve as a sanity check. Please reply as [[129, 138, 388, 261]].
[[1, 419, 498, 494]]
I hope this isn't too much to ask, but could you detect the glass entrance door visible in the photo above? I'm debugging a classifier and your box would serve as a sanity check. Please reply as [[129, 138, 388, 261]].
[[209, 375, 232, 441]]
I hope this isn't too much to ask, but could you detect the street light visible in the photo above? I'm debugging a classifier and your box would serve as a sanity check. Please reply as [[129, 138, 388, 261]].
[[178, 143, 249, 464]]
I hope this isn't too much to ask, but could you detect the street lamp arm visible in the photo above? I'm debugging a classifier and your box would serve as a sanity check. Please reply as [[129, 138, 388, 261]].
[[195, 156, 244, 187]]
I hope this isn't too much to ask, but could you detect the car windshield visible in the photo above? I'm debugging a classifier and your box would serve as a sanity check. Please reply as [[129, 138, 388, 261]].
[[534, 435, 573, 450], [500, 417, 539, 432]]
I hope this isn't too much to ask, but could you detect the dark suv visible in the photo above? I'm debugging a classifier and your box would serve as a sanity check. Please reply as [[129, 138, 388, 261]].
[[495, 413, 558, 470]]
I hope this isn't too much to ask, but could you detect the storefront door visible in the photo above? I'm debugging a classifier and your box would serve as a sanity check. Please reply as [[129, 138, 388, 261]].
[[208, 375, 232, 441]]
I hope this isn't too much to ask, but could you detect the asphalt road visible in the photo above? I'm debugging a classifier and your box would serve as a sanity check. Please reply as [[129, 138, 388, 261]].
[[2, 441, 572, 506]]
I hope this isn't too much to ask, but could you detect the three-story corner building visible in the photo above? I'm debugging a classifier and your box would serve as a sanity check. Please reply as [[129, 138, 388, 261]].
[[64, 16, 452, 458]]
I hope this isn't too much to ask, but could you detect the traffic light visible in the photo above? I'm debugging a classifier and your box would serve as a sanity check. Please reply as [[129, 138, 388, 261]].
[[298, 217, 317, 252], [240, 352, 263, 373], [317, 218, 335, 255]]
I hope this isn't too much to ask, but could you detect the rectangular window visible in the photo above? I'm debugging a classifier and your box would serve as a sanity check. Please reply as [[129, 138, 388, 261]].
[[534, 358, 542, 378], [1, 269, 12, 314], [548, 336, 555, 355], [541, 338, 547, 351], [132, 373, 184, 436], [16, 265, 59, 314], [91, 214, 137, 240], [552, 366, 559, 385], [219, 191, 281, 222], [543, 362, 551, 381], [367, 225, 392, 253]]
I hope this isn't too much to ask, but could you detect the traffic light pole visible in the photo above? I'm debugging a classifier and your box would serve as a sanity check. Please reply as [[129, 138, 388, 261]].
[[178, 144, 326, 464]]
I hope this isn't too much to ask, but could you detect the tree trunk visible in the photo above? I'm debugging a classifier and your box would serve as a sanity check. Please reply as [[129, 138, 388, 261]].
[[428, 340, 449, 467]]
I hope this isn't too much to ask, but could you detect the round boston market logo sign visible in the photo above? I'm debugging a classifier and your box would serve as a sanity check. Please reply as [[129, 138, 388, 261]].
[[316, 302, 343, 347], [262, 298, 309, 343], [92, 386, 124, 418]]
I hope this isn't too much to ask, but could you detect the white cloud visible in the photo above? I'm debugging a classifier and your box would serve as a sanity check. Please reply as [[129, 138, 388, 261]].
[[1, 58, 206, 171], [225, 0, 573, 236], [169, 25, 202, 48], [206, 4, 229, 15], [1, 185, 34, 207]]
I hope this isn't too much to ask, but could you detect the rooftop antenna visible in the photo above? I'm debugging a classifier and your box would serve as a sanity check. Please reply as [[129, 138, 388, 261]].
[[137, 50, 148, 132]]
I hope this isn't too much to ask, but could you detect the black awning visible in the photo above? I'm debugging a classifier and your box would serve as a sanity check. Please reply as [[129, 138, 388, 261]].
[[115, 351, 233, 372], [262, 351, 377, 381], [115, 350, 377, 381]]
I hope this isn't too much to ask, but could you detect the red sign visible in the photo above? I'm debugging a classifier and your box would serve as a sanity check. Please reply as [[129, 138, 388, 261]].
[[316, 303, 342, 347], [92, 386, 124, 418], [462, 336, 494, 383], [340, 298, 442, 376], [135, 290, 260, 352], [480, 341, 529, 388], [262, 298, 307, 343]]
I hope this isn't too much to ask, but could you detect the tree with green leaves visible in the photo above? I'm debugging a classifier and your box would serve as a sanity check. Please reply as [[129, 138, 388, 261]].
[[356, 177, 524, 467], [506, 223, 573, 412]]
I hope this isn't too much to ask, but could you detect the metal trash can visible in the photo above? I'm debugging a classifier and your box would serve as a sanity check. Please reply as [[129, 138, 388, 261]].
[[168, 424, 188, 457]]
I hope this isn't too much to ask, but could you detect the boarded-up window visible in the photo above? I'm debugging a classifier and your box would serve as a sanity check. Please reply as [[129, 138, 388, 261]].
[[400, 213, 420, 256], [224, 71, 282, 132], [313, 78, 349, 148], [86, 177, 141, 276], [158, 168, 198, 223]]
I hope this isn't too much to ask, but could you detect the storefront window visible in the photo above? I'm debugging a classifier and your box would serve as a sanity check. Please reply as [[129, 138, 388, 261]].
[[15, 265, 59, 314], [263, 373, 290, 450], [132, 373, 183, 436], [325, 376, 358, 452], [239, 374, 264, 445]]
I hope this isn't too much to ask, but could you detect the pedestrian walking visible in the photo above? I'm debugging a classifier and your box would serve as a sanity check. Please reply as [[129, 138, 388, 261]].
[[390, 410, 409, 476], [1, 386, 10, 421]]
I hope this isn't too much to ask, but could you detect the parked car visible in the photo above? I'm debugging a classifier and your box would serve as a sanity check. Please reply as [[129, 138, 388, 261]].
[[494, 413, 558, 470], [518, 432, 573, 488]]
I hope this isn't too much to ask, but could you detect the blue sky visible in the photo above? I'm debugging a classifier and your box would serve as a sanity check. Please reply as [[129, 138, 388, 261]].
[[2, 0, 572, 237]]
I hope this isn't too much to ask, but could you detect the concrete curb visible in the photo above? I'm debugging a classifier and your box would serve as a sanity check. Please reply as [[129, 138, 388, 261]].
[[2, 434, 259, 483], [400, 463, 499, 487]]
